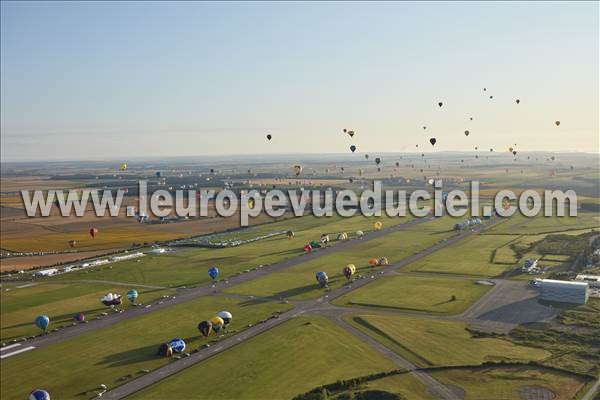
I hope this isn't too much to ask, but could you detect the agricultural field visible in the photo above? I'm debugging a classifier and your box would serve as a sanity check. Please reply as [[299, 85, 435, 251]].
[[0, 282, 175, 341], [332, 274, 491, 314], [348, 314, 550, 368], [487, 210, 600, 235], [129, 317, 398, 400], [0, 296, 292, 400]]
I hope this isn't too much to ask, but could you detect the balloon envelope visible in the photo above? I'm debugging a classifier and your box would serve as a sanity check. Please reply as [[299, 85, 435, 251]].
[[217, 311, 233, 325], [198, 320, 212, 337], [168, 338, 186, 353], [35, 315, 49, 331], [127, 289, 138, 303], [208, 267, 219, 280], [29, 389, 50, 400]]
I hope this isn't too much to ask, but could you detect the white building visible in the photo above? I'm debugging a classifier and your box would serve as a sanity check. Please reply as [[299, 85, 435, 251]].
[[538, 279, 589, 304], [33, 268, 59, 277], [575, 275, 600, 289]]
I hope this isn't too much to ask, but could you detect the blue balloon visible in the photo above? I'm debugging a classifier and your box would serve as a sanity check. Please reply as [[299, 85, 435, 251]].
[[29, 389, 50, 400], [208, 267, 219, 280], [127, 289, 138, 303], [168, 338, 186, 353], [35, 315, 49, 331], [155, 171, 161, 177]]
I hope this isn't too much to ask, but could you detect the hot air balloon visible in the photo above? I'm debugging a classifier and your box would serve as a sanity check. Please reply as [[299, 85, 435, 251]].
[[320, 234, 330, 244], [89, 228, 98, 238], [293, 165, 303, 176], [438, 102, 443, 107], [375, 157, 382, 165], [119, 163, 128, 171], [464, 130, 470, 137], [286, 230, 295, 240], [378, 257, 389, 266], [555, 121, 560, 126], [337, 232, 348, 240], [358, 168, 364, 176], [29, 389, 50, 400], [68, 240, 77, 248], [343, 264, 356, 282], [157, 343, 173, 357], [489, 95, 493, 99], [503, 199, 510, 211], [395, 161, 400, 167], [155, 171, 162, 177], [369, 258, 379, 267], [210, 316, 225, 333], [373, 221, 383, 230], [513, 151, 517, 156], [217, 311, 233, 326], [516, 99, 520, 104], [350, 145, 357, 153], [429, 138, 436, 146], [310, 240, 322, 249], [483, 87, 487, 91], [266, 134, 272, 141], [315, 271, 329, 287], [210, 168, 215, 174], [208, 267, 219, 281], [364, 154, 369, 159], [551, 156, 555, 161], [423, 126, 427, 130], [490, 148, 494, 152], [347, 130, 355, 137], [356, 230, 364, 238], [101, 293, 122, 307], [168, 338, 186, 353], [198, 320, 212, 337], [35, 315, 49, 331], [74, 313, 85, 322], [127, 289, 138, 304], [303, 244, 312, 252]]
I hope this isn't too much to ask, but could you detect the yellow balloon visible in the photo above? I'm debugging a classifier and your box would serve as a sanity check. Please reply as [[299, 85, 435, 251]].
[[210, 316, 224, 327], [373, 221, 383, 230]]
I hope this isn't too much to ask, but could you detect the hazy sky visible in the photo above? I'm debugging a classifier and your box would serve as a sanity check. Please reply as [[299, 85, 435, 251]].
[[1, 1, 598, 161]]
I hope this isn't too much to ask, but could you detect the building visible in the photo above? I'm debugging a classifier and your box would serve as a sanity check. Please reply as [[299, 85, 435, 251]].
[[33, 268, 58, 277], [538, 279, 588, 304], [522, 259, 540, 274], [575, 274, 600, 288]]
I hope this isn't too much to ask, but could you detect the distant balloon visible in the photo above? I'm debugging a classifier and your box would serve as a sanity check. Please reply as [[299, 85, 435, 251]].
[[286, 230, 295, 240], [315, 271, 329, 287], [513, 150, 517, 156], [423, 126, 427, 130], [483, 87, 487, 91], [438, 102, 443, 108], [74, 313, 85, 322], [208, 267, 219, 280], [555, 121, 561, 126], [119, 163, 128, 171], [127, 289, 138, 304], [515, 99, 520, 104], [89, 227, 98, 238], [429, 138, 437, 146], [464, 130, 470, 137], [350, 145, 357, 153], [293, 165, 303, 176], [68, 240, 77, 248], [469, 117, 473, 121], [29, 389, 50, 400], [266, 134, 272, 141], [100, 293, 122, 307], [364, 154, 369, 159], [198, 320, 212, 337], [347, 130, 355, 137], [375, 157, 382, 165], [35, 315, 50, 331]]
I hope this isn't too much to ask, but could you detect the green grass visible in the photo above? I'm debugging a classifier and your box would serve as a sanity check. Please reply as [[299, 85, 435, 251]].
[[0, 296, 292, 400], [348, 314, 550, 368], [488, 211, 600, 235], [429, 365, 591, 400], [361, 373, 431, 400], [332, 274, 491, 315], [42, 214, 413, 288], [404, 234, 520, 276], [224, 217, 461, 300], [0, 282, 175, 341], [130, 317, 398, 400]]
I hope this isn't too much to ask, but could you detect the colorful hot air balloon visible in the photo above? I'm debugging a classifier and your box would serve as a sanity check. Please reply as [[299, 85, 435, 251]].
[[217, 311, 233, 326], [337, 232, 348, 241], [286, 230, 295, 240], [210, 316, 225, 333], [373, 221, 383, 231], [35, 315, 49, 331], [315, 271, 329, 287], [343, 264, 356, 281], [266, 134, 272, 141], [369, 258, 379, 267], [364, 154, 369, 159], [198, 320, 212, 337], [68, 240, 77, 248], [293, 165, 303, 176], [350, 145, 357, 153], [208, 267, 219, 281], [119, 163, 128, 171], [303, 244, 312, 252], [429, 138, 437, 146], [74, 313, 85, 322], [100, 293, 122, 307], [464, 130, 469, 136], [29, 389, 50, 400], [89, 227, 98, 238], [168, 338, 186, 353], [127, 289, 138, 304]]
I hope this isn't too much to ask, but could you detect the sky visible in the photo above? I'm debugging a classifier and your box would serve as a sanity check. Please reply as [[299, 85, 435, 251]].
[[1, 1, 598, 162]]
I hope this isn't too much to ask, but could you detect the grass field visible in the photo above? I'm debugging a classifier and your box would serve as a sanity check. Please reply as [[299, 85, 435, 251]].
[[348, 314, 550, 368], [0, 282, 175, 341], [0, 296, 292, 400], [429, 365, 591, 400], [487, 211, 600, 235], [332, 274, 491, 314], [224, 217, 462, 300], [403, 234, 519, 276], [129, 317, 398, 400]]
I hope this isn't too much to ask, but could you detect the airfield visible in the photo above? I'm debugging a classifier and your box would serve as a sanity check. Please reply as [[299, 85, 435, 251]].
[[1, 154, 599, 400]]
